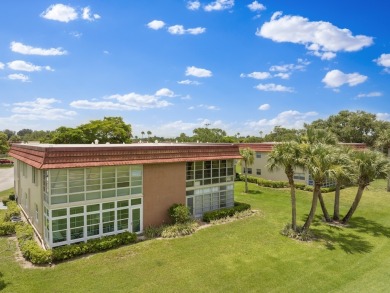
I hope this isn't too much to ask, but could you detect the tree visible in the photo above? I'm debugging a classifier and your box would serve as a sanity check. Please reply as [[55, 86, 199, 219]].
[[193, 127, 227, 143], [267, 141, 304, 231], [8, 135, 21, 143], [375, 129, 390, 192], [16, 128, 33, 138], [2, 129, 15, 140], [342, 150, 390, 224], [263, 126, 303, 142], [50, 127, 88, 144], [0, 132, 9, 154], [147, 130, 152, 141], [141, 131, 145, 140], [239, 148, 255, 193], [302, 144, 337, 231], [79, 117, 132, 144]]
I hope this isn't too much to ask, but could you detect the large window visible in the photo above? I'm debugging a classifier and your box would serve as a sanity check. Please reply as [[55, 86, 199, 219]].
[[46, 165, 143, 205], [186, 160, 235, 218]]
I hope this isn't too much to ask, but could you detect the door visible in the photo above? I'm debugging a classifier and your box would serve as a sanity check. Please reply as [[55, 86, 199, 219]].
[[131, 207, 141, 233]]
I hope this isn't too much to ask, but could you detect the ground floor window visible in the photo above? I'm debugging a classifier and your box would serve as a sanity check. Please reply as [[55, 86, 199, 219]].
[[43, 197, 143, 247]]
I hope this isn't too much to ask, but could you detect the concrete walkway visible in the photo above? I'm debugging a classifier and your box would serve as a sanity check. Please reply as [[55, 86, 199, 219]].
[[0, 167, 14, 192]]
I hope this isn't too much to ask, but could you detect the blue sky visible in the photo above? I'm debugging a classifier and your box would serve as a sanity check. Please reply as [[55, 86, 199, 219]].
[[0, 0, 389, 138]]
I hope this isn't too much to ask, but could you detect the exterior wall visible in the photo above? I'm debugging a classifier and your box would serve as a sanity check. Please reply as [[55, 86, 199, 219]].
[[143, 163, 186, 227], [14, 160, 44, 236]]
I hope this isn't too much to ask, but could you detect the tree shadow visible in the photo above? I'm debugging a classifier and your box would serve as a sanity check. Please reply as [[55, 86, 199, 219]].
[[347, 217, 390, 238], [0, 272, 9, 291], [246, 190, 263, 195]]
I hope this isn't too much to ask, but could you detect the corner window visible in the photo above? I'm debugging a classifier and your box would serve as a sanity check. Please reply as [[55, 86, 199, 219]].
[[256, 169, 261, 175]]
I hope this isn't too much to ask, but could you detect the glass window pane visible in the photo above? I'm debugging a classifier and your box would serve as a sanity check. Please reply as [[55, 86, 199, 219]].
[[117, 200, 129, 208], [70, 216, 84, 228], [117, 188, 130, 196], [131, 187, 142, 195], [51, 195, 67, 204], [52, 209, 67, 218], [103, 202, 115, 210], [69, 193, 85, 203], [52, 218, 67, 231], [131, 198, 142, 205], [70, 206, 84, 215], [102, 189, 116, 198], [71, 227, 84, 240], [86, 191, 101, 200], [87, 204, 99, 213]]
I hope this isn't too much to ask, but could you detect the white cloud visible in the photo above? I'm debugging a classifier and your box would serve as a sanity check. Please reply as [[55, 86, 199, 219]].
[[274, 73, 290, 79], [255, 83, 294, 92], [187, 1, 201, 10], [82, 7, 100, 21], [258, 103, 270, 110], [186, 66, 212, 78], [188, 104, 219, 110], [0, 62, 4, 70], [356, 92, 382, 98], [374, 54, 390, 72], [240, 71, 271, 80], [70, 91, 173, 111], [246, 110, 318, 133], [177, 79, 201, 85], [7, 60, 53, 72], [155, 88, 175, 97], [11, 98, 76, 120], [322, 69, 367, 88], [248, 1, 266, 12], [10, 42, 67, 56], [258, 12, 373, 59], [40, 4, 78, 22], [204, 0, 234, 11], [70, 31, 82, 38], [147, 20, 166, 30], [168, 25, 206, 35], [377, 113, 390, 121], [8, 73, 30, 82]]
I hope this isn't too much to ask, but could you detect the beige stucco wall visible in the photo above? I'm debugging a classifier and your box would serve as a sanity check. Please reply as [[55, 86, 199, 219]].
[[14, 160, 44, 235], [143, 162, 186, 227]]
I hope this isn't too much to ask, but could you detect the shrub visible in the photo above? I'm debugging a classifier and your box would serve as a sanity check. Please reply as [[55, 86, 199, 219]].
[[161, 222, 198, 238], [280, 223, 314, 242], [2, 201, 21, 222], [304, 186, 314, 192], [168, 203, 191, 224], [52, 232, 137, 262], [144, 225, 166, 239], [202, 202, 251, 223], [294, 183, 306, 190], [8, 194, 15, 201], [0, 221, 20, 236]]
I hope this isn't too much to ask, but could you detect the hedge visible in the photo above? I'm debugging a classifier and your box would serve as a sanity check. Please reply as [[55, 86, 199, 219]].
[[203, 202, 251, 222], [52, 231, 137, 262]]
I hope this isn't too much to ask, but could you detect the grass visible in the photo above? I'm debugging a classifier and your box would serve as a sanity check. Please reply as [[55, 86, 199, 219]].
[[1, 181, 390, 292]]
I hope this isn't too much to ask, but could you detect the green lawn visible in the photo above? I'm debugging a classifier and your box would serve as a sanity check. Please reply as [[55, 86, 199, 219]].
[[1, 181, 390, 292]]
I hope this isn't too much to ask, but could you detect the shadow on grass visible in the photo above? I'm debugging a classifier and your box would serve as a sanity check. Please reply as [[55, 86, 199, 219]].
[[246, 190, 263, 195], [347, 217, 390, 238], [0, 272, 8, 291]]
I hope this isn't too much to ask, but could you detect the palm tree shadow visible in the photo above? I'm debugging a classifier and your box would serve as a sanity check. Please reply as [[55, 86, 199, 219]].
[[246, 190, 263, 195], [347, 217, 390, 238]]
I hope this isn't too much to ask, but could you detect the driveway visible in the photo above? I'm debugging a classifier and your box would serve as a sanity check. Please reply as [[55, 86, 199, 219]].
[[0, 167, 14, 192]]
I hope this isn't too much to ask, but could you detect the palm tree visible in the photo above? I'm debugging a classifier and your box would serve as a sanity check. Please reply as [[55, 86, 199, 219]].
[[147, 130, 152, 139], [239, 148, 255, 193], [141, 131, 145, 140], [267, 141, 303, 231], [302, 143, 337, 231], [375, 129, 390, 192], [342, 150, 390, 224]]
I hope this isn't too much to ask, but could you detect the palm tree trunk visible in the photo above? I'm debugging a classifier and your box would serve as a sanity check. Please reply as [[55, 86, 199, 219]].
[[341, 185, 365, 224], [333, 183, 341, 221], [287, 176, 297, 231], [303, 183, 320, 231], [244, 162, 248, 193], [318, 191, 331, 222]]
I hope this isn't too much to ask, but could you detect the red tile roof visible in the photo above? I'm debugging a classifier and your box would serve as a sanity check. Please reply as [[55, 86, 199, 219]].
[[9, 143, 241, 169], [238, 142, 367, 152]]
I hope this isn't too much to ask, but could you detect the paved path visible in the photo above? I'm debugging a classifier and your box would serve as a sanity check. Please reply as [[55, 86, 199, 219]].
[[0, 167, 14, 192]]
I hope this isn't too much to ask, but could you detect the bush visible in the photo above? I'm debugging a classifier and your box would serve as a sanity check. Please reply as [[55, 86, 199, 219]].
[[0, 221, 20, 236], [294, 183, 306, 190], [2, 201, 20, 222], [144, 225, 166, 239], [52, 231, 137, 262], [161, 222, 198, 238], [280, 223, 314, 242], [202, 202, 251, 223], [168, 203, 191, 224], [8, 194, 15, 201]]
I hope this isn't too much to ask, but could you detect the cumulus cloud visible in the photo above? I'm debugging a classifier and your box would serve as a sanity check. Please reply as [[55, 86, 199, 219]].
[[240, 71, 271, 80], [185, 66, 212, 78], [377, 113, 390, 121], [248, 1, 266, 12], [255, 83, 294, 92], [177, 79, 201, 85], [168, 25, 206, 35], [258, 103, 270, 110], [11, 98, 76, 120], [70, 91, 173, 111], [7, 60, 53, 72], [322, 69, 367, 88], [204, 0, 234, 11], [0, 62, 4, 70], [41, 4, 100, 22], [8, 73, 30, 82], [187, 1, 201, 10], [257, 12, 373, 60], [10, 42, 67, 56], [82, 7, 100, 21], [246, 110, 318, 132], [155, 88, 175, 97], [374, 53, 390, 72], [147, 20, 166, 30]]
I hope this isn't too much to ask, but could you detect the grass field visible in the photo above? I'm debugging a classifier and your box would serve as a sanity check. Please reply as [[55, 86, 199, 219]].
[[1, 180, 390, 292]]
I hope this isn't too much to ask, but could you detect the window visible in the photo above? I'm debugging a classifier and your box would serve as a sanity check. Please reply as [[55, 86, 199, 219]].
[[293, 173, 305, 181], [35, 203, 39, 223], [256, 169, 261, 175], [32, 167, 37, 184], [256, 152, 262, 158], [247, 168, 252, 174]]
